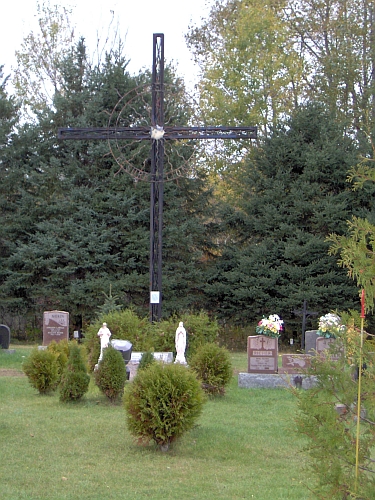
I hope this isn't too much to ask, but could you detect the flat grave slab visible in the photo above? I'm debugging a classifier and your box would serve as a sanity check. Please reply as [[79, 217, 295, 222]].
[[238, 372, 317, 389]]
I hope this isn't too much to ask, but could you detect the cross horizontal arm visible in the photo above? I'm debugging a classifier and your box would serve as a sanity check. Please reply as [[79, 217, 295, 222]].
[[293, 310, 318, 316], [57, 125, 257, 141], [57, 127, 150, 140], [164, 126, 257, 140]]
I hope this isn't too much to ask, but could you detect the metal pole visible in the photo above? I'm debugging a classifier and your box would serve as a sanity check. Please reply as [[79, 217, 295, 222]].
[[149, 34, 165, 322], [355, 290, 365, 493]]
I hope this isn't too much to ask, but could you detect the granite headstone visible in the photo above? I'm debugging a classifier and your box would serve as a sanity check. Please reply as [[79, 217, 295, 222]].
[[279, 354, 311, 374], [0, 324, 10, 349], [305, 330, 318, 355], [316, 336, 341, 360], [247, 335, 278, 374], [43, 311, 69, 346]]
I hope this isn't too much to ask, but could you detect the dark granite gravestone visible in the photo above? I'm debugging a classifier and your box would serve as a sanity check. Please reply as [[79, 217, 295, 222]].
[[0, 324, 11, 349], [43, 311, 69, 346], [111, 340, 133, 363], [247, 335, 278, 374]]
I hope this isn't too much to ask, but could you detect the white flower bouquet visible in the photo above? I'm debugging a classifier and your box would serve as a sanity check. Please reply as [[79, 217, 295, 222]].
[[317, 313, 345, 338]]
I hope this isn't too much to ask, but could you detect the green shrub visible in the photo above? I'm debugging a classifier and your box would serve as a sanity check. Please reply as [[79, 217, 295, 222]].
[[22, 347, 59, 394], [47, 340, 69, 382], [177, 312, 219, 356], [95, 346, 127, 403], [137, 351, 155, 371], [124, 362, 204, 451], [59, 344, 90, 402], [84, 309, 220, 370], [293, 322, 375, 498], [84, 309, 151, 371], [189, 343, 233, 395]]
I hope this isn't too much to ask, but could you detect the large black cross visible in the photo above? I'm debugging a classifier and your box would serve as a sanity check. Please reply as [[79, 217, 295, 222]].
[[58, 34, 257, 322]]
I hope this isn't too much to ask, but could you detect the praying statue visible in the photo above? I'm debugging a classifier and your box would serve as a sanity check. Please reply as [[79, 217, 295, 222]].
[[174, 321, 187, 364], [97, 322, 112, 363]]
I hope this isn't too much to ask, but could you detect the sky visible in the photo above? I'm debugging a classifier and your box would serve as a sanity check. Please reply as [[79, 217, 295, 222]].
[[0, 0, 212, 91]]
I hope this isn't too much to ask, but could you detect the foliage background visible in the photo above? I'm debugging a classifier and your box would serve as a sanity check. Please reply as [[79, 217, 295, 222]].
[[1, 0, 375, 344]]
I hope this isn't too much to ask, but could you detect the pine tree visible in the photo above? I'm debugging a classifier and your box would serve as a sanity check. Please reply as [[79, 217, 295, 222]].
[[0, 39, 215, 327], [204, 104, 375, 332]]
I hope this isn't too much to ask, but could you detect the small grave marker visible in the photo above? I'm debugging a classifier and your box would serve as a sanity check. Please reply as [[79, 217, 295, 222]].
[[43, 311, 69, 346], [0, 324, 11, 349], [247, 335, 278, 374], [279, 354, 311, 374]]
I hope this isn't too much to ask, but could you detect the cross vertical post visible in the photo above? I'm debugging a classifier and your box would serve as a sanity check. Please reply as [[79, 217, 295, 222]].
[[150, 34, 165, 322], [293, 299, 318, 349]]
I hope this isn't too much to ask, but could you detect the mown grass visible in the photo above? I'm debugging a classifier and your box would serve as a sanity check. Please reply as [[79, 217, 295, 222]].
[[0, 345, 35, 371], [0, 347, 312, 499]]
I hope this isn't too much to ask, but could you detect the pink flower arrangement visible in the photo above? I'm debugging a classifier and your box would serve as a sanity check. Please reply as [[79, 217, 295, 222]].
[[256, 314, 284, 338]]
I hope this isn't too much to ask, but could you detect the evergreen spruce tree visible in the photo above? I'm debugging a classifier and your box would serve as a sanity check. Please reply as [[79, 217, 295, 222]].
[[204, 105, 375, 331], [0, 66, 24, 319], [0, 40, 215, 327]]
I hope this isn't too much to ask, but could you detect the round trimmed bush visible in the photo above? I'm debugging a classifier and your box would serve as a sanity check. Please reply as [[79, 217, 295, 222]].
[[124, 362, 204, 451], [95, 346, 127, 403], [189, 343, 233, 395], [59, 344, 90, 402], [22, 347, 59, 394]]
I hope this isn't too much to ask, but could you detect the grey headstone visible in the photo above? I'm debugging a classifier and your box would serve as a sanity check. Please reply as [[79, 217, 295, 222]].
[[131, 352, 143, 363], [0, 324, 10, 349], [305, 330, 318, 355], [130, 352, 174, 364], [153, 352, 174, 363]]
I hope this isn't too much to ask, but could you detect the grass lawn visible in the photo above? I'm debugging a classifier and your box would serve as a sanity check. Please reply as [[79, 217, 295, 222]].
[[0, 347, 312, 500]]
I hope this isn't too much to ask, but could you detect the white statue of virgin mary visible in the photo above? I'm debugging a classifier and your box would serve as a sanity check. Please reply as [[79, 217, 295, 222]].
[[174, 321, 187, 364]]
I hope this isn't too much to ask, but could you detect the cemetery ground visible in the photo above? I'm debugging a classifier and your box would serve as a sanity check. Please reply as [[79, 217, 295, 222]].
[[0, 347, 311, 500]]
